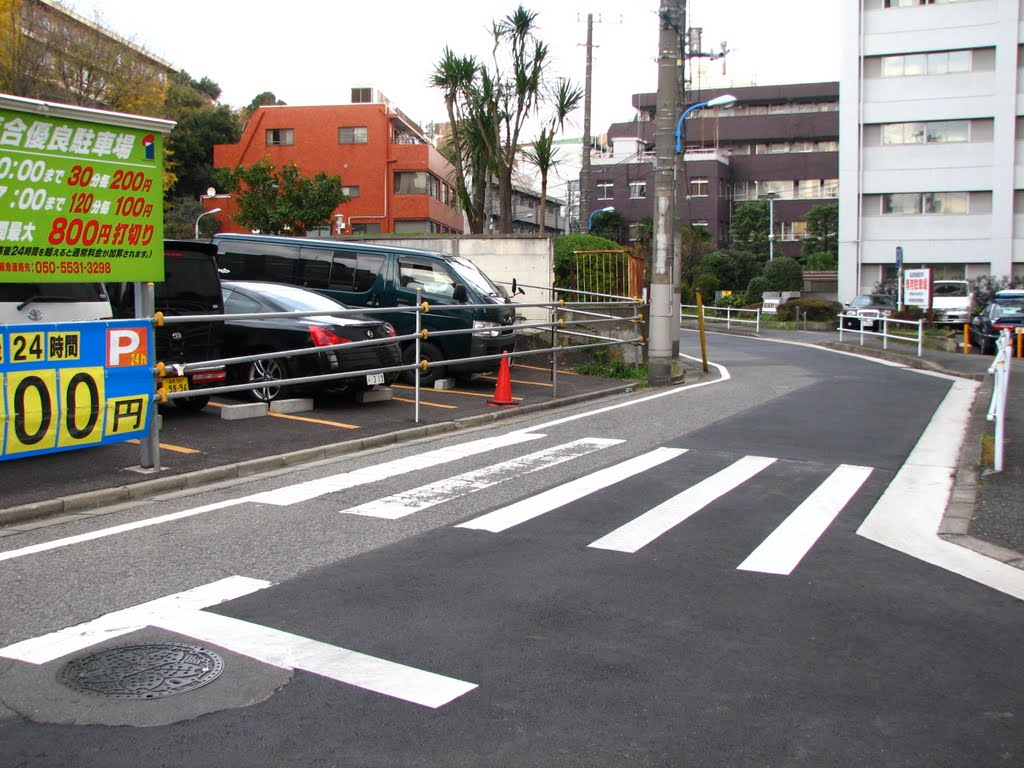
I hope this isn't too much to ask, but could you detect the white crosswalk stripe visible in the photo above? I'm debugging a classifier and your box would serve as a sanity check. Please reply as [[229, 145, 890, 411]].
[[736, 464, 873, 575], [340, 438, 624, 519], [588, 455, 778, 553], [458, 447, 687, 533]]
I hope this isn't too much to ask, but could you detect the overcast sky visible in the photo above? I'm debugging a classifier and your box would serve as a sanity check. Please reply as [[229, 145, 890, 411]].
[[76, 1, 840, 136]]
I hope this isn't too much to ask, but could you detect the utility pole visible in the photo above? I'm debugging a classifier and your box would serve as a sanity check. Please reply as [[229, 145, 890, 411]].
[[649, 0, 682, 385], [671, 0, 686, 358], [578, 13, 594, 232]]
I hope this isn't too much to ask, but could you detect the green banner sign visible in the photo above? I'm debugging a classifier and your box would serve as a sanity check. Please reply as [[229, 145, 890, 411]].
[[0, 96, 174, 284]]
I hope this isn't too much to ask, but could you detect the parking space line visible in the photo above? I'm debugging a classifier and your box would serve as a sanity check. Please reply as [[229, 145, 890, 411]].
[[514, 363, 579, 376], [391, 396, 458, 409], [125, 439, 202, 455], [391, 385, 523, 402], [268, 413, 360, 429]]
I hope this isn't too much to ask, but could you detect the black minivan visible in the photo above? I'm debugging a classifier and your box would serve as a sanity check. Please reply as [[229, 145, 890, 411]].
[[110, 240, 226, 411], [212, 233, 517, 384]]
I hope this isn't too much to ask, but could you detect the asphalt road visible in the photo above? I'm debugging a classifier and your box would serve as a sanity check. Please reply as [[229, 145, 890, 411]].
[[1, 331, 1021, 766]]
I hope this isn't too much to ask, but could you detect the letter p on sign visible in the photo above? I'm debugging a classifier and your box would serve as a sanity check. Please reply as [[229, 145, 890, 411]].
[[107, 327, 148, 367]]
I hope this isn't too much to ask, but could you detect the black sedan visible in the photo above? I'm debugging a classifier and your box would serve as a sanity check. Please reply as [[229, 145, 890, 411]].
[[969, 299, 1024, 354], [221, 280, 401, 402], [840, 294, 897, 331]]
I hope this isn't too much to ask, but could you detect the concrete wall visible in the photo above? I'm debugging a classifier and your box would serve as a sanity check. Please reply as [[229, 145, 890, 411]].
[[358, 235, 555, 324]]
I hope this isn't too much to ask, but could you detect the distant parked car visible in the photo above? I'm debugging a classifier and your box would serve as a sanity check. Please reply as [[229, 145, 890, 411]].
[[969, 298, 1024, 354], [221, 280, 401, 402], [840, 294, 897, 331], [931, 280, 974, 327]]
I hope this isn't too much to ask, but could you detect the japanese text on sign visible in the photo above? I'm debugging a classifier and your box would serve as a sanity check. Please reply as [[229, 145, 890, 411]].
[[0, 97, 171, 283], [0, 319, 154, 461]]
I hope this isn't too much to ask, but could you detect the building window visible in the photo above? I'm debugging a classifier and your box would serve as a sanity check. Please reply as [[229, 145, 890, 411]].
[[339, 127, 368, 144], [597, 182, 613, 200], [394, 171, 438, 196], [881, 120, 969, 144], [688, 178, 708, 198], [759, 180, 793, 199], [780, 221, 809, 241], [351, 88, 374, 103], [351, 222, 381, 234], [341, 186, 360, 198], [798, 180, 821, 199], [822, 179, 839, 197], [884, 0, 966, 6], [881, 192, 969, 215], [628, 181, 647, 200], [881, 50, 971, 77], [266, 128, 294, 146]]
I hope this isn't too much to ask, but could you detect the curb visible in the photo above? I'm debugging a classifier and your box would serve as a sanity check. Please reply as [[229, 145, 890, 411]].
[[0, 382, 643, 529]]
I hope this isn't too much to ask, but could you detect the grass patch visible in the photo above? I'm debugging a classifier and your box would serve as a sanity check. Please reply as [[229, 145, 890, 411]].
[[981, 433, 995, 469], [574, 349, 648, 386]]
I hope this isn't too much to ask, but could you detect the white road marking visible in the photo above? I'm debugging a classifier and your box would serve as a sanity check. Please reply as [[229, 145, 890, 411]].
[[0, 433, 548, 565], [0, 499, 245, 564], [857, 377, 1024, 601], [0, 576, 476, 709], [458, 447, 687, 533], [249, 432, 547, 506], [0, 576, 272, 664], [341, 438, 624, 519], [588, 455, 777, 553], [737, 464, 874, 575], [152, 609, 476, 709]]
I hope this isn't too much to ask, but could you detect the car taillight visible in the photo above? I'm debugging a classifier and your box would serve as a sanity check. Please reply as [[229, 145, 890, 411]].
[[992, 324, 1018, 332], [383, 323, 396, 337], [309, 325, 351, 347]]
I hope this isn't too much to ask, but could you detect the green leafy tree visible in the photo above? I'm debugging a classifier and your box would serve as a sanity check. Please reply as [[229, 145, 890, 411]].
[[730, 200, 771, 259], [244, 91, 285, 115], [433, 6, 581, 233], [762, 256, 803, 291], [695, 248, 762, 291], [678, 224, 713, 286], [552, 233, 620, 288], [801, 203, 838, 262], [589, 209, 627, 244], [218, 158, 348, 235]]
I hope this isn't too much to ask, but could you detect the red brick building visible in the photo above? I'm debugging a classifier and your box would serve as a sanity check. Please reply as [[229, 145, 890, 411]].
[[210, 93, 462, 236]]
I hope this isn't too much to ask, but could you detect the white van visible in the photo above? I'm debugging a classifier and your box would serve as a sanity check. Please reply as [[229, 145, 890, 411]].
[[0, 282, 113, 325]]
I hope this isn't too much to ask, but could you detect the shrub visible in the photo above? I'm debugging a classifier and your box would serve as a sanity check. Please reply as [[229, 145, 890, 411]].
[[745, 276, 771, 303], [694, 271, 720, 300], [715, 293, 751, 309], [553, 233, 621, 289], [763, 256, 803, 291], [777, 297, 843, 322]]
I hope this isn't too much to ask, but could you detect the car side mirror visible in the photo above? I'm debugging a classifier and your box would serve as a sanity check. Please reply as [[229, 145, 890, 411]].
[[453, 283, 468, 303], [511, 278, 526, 297]]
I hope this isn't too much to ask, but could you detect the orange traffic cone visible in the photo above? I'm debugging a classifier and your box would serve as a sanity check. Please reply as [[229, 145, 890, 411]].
[[487, 353, 518, 407]]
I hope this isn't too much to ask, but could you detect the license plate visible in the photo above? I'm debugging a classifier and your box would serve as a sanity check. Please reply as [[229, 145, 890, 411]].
[[163, 376, 189, 393], [366, 373, 385, 386]]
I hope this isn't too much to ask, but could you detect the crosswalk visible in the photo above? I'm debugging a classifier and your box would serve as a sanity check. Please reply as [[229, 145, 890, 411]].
[[334, 434, 874, 576]]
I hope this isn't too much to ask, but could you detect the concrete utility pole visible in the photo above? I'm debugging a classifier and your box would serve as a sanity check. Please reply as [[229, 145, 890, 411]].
[[671, 1, 686, 358], [578, 14, 594, 232], [649, 0, 682, 385]]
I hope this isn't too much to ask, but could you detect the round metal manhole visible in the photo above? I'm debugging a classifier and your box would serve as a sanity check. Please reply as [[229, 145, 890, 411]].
[[58, 643, 224, 700]]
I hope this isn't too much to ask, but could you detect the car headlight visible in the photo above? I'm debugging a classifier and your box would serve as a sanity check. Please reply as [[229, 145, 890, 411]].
[[473, 320, 501, 337]]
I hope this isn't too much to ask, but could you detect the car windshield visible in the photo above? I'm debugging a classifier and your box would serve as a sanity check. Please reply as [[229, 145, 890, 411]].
[[994, 304, 1024, 320], [236, 284, 344, 313], [850, 295, 893, 308], [450, 256, 507, 299], [934, 283, 969, 297]]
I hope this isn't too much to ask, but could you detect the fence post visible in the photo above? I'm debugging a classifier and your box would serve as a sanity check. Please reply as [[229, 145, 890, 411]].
[[137, 281, 160, 471]]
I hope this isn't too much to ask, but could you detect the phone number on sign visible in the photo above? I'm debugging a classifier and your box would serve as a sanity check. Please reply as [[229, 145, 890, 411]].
[[31, 260, 112, 275]]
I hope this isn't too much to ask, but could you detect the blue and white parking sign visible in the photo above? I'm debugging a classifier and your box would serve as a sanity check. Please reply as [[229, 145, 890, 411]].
[[0, 319, 154, 460]]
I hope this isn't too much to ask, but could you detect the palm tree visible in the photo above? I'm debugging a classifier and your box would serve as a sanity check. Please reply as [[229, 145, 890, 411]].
[[430, 49, 482, 232], [522, 78, 583, 234]]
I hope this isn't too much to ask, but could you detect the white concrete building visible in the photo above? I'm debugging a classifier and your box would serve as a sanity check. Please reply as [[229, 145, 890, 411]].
[[839, 0, 1024, 300]]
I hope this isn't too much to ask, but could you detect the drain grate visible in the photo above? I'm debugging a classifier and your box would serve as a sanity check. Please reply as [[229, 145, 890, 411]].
[[59, 643, 224, 699]]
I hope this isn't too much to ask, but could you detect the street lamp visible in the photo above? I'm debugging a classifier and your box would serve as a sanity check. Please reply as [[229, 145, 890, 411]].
[[588, 206, 614, 231], [673, 94, 736, 154], [765, 192, 778, 260], [194, 208, 221, 239]]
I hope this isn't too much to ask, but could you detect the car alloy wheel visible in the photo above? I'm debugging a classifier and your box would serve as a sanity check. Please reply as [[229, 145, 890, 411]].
[[246, 357, 288, 402]]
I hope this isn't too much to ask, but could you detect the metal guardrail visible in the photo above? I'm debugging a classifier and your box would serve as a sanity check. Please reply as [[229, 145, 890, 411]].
[[147, 290, 644, 467], [987, 329, 1013, 472], [680, 304, 761, 332], [837, 314, 924, 357]]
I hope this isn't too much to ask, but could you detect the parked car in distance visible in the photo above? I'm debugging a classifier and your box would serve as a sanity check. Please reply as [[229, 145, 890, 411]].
[[969, 298, 1024, 354], [220, 280, 401, 402], [0, 281, 112, 324], [932, 280, 974, 327], [110, 240, 227, 411], [840, 294, 897, 331]]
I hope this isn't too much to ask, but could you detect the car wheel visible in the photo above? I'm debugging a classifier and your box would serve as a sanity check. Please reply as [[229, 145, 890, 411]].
[[172, 395, 210, 412], [401, 341, 447, 385], [242, 356, 290, 402]]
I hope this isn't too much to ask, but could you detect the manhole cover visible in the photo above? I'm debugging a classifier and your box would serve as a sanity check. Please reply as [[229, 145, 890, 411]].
[[58, 643, 224, 699]]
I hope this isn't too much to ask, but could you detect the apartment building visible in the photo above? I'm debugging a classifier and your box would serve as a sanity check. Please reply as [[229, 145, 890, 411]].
[[839, 0, 1024, 301], [590, 83, 839, 257], [211, 90, 463, 236]]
